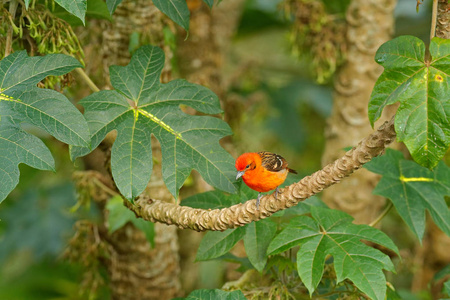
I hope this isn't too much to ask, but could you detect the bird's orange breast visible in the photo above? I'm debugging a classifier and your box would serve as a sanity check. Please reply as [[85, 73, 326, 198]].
[[242, 167, 288, 193]]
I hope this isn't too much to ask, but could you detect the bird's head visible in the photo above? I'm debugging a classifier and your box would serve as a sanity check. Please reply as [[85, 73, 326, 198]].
[[235, 152, 259, 180]]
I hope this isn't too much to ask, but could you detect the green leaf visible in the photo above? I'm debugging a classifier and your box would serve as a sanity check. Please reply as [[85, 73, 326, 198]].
[[55, 0, 87, 24], [266, 255, 297, 275], [268, 207, 399, 300], [444, 280, 450, 296], [434, 264, 450, 282], [0, 51, 89, 203], [0, 51, 82, 92], [364, 149, 450, 240], [0, 117, 54, 202], [85, 0, 112, 20], [386, 284, 403, 300], [131, 218, 155, 247], [153, 0, 190, 31], [273, 196, 328, 217], [203, 0, 214, 8], [106, 0, 123, 15], [182, 182, 256, 209], [106, 196, 154, 246], [106, 196, 133, 232], [182, 190, 240, 209], [73, 45, 236, 200], [216, 253, 253, 272], [52, 0, 111, 26], [178, 289, 246, 300], [243, 218, 277, 272], [368, 36, 450, 168], [196, 226, 246, 261]]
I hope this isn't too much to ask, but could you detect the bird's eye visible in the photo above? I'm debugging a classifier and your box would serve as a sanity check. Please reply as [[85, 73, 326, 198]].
[[246, 164, 250, 168]]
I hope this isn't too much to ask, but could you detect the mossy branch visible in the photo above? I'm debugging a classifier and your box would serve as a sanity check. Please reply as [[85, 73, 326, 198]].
[[122, 117, 396, 232]]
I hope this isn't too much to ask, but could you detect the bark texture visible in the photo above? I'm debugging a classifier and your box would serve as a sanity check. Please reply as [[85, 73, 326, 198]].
[[176, 0, 245, 291], [99, 1, 180, 298], [321, 0, 397, 223], [436, 0, 450, 39], [125, 117, 396, 231]]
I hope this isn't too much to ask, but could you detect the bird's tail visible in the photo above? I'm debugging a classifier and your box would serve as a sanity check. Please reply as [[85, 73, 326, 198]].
[[288, 168, 297, 174]]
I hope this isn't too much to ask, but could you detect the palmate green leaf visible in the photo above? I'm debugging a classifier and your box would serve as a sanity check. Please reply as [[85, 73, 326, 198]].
[[0, 51, 89, 203], [153, 0, 190, 32], [175, 289, 246, 300], [196, 226, 246, 261], [368, 36, 450, 168], [243, 218, 277, 272], [364, 149, 450, 241], [54, 0, 87, 24], [72, 45, 236, 200], [106, 196, 155, 246], [268, 207, 399, 300]]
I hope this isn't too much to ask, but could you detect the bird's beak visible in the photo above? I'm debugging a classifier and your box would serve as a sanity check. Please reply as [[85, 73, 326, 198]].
[[236, 171, 245, 180]]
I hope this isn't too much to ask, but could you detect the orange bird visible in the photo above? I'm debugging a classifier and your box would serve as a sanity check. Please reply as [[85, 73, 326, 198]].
[[235, 152, 297, 208]]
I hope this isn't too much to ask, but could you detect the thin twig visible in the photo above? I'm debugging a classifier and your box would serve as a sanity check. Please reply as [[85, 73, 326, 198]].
[[430, 0, 438, 41], [369, 202, 393, 227], [74, 68, 100, 93], [92, 177, 118, 197]]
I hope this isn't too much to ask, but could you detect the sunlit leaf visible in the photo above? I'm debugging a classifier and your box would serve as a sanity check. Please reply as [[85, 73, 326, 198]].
[[364, 149, 450, 240], [72, 45, 236, 200], [369, 36, 450, 168]]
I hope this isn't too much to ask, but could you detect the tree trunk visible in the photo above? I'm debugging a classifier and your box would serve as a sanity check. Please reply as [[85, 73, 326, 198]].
[[176, 0, 245, 290], [99, 0, 180, 298], [321, 0, 397, 223]]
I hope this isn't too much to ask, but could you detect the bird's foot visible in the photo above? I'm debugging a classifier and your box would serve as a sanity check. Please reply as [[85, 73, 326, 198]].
[[274, 187, 279, 200], [256, 193, 262, 209]]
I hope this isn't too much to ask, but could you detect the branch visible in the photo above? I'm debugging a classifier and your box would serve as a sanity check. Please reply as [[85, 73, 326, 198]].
[[125, 117, 396, 232]]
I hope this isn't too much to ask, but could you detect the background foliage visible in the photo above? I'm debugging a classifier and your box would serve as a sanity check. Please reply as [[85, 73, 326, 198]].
[[0, 0, 449, 299]]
